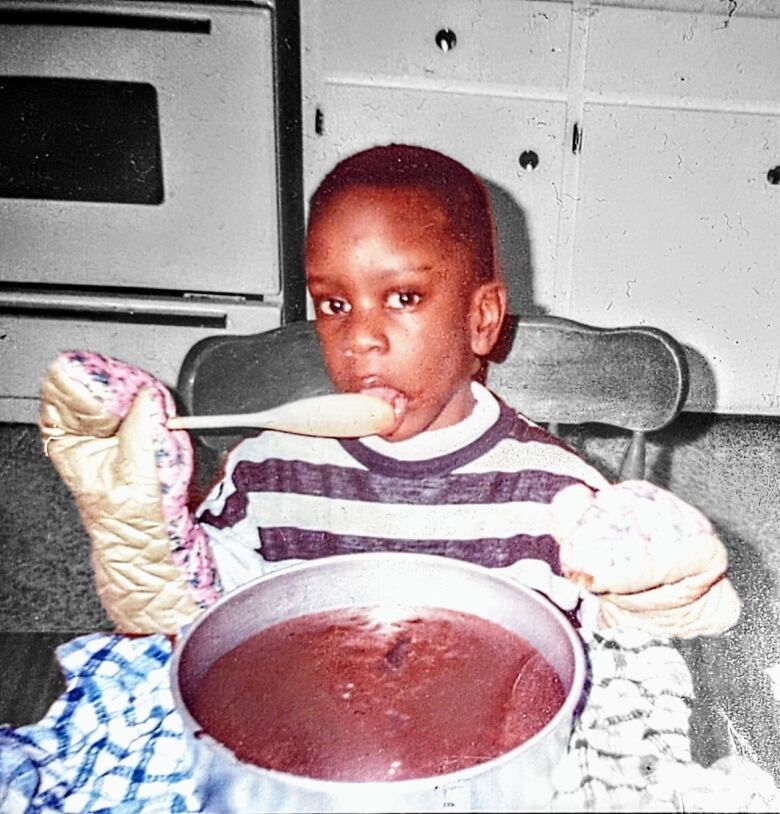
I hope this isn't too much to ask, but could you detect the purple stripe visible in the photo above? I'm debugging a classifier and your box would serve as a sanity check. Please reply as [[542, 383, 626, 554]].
[[199, 491, 248, 530], [258, 529, 561, 572], [339, 400, 567, 477], [198, 402, 583, 532], [202, 459, 584, 527]]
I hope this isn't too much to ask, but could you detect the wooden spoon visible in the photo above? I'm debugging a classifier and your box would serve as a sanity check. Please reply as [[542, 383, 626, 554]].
[[166, 393, 396, 438]]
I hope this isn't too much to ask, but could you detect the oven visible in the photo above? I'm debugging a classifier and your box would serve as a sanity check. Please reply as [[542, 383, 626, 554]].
[[0, 0, 303, 422]]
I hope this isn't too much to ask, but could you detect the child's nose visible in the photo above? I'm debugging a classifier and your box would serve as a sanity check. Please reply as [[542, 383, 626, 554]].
[[345, 308, 388, 356]]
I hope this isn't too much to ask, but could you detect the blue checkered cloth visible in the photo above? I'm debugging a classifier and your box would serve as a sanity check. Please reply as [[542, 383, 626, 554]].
[[0, 634, 200, 814], [2, 631, 779, 813]]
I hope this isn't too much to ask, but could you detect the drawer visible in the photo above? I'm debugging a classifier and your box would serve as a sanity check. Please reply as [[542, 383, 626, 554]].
[[0, 293, 281, 423], [586, 5, 780, 109], [303, 0, 571, 95]]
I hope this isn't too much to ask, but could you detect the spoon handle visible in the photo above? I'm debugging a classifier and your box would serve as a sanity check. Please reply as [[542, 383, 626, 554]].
[[166, 393, 395, 438]]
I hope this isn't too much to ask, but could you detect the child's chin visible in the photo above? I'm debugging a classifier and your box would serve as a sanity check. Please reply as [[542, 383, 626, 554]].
[[358, 387, 408, 438], [376, 424, 408, 442], [376, 416, 415, 442], [381, 409, 440, 442]]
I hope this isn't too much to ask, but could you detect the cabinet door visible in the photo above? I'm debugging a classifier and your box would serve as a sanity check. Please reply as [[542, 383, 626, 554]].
[[305, 86, 569, 315], [585, 3, 780, 110], [571, 104, 780, 415], [570, 2, 780, 415], [301, 0, 573, 314], [0, 3, 279, 296]]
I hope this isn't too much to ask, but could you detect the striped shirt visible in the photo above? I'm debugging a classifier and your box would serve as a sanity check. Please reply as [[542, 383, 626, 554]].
[[197, 384, 609, 594]]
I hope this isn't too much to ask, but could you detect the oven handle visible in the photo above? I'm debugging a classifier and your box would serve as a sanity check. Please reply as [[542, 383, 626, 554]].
[[0, 290, 232, 328]]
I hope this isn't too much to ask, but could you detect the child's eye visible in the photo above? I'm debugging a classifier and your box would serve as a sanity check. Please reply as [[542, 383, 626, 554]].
[[317, 298, 351, 316], [386, 291, 422, 309]]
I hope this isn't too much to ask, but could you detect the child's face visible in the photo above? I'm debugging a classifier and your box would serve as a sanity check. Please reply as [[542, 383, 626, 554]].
[[306, 184, 505, 441]]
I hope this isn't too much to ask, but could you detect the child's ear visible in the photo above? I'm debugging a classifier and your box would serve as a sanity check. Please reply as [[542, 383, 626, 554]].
[[469, 281, 507, 356]]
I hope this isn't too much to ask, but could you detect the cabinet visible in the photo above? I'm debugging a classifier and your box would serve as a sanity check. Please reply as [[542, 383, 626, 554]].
[[571, 1, 780, 415], [305, 85, 569, 314], [301, 0, 574, 315], [301, 0, 780, 415]]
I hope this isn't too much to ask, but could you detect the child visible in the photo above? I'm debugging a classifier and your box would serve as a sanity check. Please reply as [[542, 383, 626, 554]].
[[39, 144, 739, 639], [25, 143, 772, 813]]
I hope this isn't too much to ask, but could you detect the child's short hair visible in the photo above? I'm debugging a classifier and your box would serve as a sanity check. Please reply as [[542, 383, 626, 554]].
[[308, 144, 499, 283]]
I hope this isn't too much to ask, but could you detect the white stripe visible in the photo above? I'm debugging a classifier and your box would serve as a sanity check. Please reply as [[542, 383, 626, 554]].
[[245, 492, 556, 540], [454, 438, 610, 489], [207, 520, 306, 592], [207, 522, 267, 591]]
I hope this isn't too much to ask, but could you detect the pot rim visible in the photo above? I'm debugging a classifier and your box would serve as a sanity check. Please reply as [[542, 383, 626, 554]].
[[170, 551, 587, 791]]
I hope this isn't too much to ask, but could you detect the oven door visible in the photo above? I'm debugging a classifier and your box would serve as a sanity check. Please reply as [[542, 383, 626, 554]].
[[0, 0, 279, 296]]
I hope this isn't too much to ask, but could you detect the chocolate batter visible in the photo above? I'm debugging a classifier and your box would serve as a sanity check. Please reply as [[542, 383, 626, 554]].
[[191, 607, 566, 781]]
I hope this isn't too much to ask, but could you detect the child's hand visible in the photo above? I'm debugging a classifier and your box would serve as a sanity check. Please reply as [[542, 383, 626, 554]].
[[40, 352, 220, 633], [550, 480, 741, 638]]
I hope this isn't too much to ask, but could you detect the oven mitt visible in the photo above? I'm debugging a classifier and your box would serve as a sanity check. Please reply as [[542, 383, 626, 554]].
[[39, 351, 221, 634], [551, 480, 741, 639]]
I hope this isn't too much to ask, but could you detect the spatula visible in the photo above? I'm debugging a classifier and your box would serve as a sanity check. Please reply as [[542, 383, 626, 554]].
[[166, 393, 396, 438]]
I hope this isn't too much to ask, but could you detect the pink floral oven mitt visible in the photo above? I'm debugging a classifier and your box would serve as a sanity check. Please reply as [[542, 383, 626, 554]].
[[39, 351, 221, 634], [551, 480, 741, 639]]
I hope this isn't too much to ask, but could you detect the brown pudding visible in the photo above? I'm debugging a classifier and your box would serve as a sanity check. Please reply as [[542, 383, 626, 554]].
[[190, 607, 566, 781]]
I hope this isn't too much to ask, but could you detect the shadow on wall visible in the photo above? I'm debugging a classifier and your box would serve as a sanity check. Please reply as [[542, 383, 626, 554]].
[[652, 414, 780, 782], [484, 176, 721, 416], [483, 178, 547, 317], [560, 413, 780, 782]]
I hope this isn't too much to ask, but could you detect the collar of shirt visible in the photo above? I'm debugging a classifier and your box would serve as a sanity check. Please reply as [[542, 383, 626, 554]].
[[359, 381, 500, 462]]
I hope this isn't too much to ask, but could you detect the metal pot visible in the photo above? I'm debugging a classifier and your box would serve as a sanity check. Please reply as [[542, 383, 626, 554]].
[[170, 552, 586, 813]]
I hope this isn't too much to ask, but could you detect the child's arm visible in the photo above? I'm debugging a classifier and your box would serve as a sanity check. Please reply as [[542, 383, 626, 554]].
[[39, 352, 221, 634], [551, 480, 741, 638]]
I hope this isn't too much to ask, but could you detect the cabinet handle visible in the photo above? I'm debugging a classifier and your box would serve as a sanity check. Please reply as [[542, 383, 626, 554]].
[[0, 290, 228, 328], [0, 8, 210, 34], [572, 122, 582, 155], [768, 166, 780, 185], [435, 28, 457, 52]]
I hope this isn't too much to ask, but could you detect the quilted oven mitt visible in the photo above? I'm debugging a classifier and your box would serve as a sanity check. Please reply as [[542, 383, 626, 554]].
[[39, 351, 221, 634], [551, 480, 741, 639]]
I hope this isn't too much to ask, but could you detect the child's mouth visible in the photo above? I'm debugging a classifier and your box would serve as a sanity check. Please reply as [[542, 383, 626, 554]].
[[358, 385, 408, 435]]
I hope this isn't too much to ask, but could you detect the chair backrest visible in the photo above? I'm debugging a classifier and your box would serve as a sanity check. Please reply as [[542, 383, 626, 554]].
[[176, 315, 689, 480], [486, 315, 688, 479]]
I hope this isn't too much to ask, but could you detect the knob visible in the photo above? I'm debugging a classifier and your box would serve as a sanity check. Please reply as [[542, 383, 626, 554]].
[[435, 29, 457, 52], [519, 150, 540, 171]]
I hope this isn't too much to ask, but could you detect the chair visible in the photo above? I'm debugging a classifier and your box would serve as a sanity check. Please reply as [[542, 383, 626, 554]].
[[486, 315, 689, 479], [176, 315, 689, 481]]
